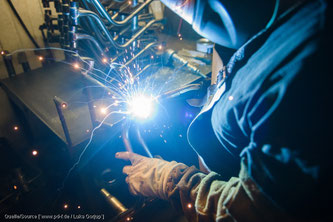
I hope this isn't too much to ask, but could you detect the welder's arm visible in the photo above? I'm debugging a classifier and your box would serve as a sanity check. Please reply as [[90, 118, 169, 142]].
[[115, 152, 284, 222]]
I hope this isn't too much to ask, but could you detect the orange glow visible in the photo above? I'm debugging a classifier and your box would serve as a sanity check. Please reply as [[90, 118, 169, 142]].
[[158, 45, 163, 50], [77, 205, 81, 209], [187, 203, 192, 209], [13, 125, 19, 131], [32, 150, 38, 156], [73, 63, 80, 69], [102, 57, 108, 63], [61, 103, 68, 109], [38, 56, 44, 61], [100, 107, 107, 114], [64, 204, 68, 209], [1, 51, 5, 55], [13, 185, 18, 190]]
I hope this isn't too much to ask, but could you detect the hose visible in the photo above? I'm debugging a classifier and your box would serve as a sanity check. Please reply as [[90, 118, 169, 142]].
[[7, 0, 40, 48]]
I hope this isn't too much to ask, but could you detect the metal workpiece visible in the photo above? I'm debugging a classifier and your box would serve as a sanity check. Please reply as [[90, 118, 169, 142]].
[[78, 9, 158, 49], [81, 73, 98, 128], [1, 63, 97, 147], [131, 0, 139, 49], [58, 14, 64, 45], [76, 7, 111, 48], [133, 63, 156, 78], [124, 42, 157, 67], [79, 65, 120, 99], [62, 2, 70, 49], [2, 51, 16, 78], [68, 26, 77, 49], [90, 0, 153, 26], [112, 25, 131, 41], [165, 49, 207, 79], [69, 1, 79, 26], [17, 51, 31, 73], [69, 2, 79, 53], [109, 3, 132, 28], [75, 33, 106, 61], [62, 3, 70, 24], [53, 96, 72, 148], [131, 0, 139, 31], [69, 3, 106, 63], [158, 83, 202, 100], [40, 0, 162, 69], [62, 25, 70, 49], [196, 38, 214, 54]]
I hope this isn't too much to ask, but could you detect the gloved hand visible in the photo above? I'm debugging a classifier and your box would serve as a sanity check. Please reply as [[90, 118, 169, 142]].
[[115, 151, 188, 200]]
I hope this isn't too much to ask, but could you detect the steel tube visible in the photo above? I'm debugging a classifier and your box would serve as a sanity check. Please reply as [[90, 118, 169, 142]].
[[78, 10, 157, 48], [91, 0, 153, 26], [124, 42, 156, 67], [54, 96, 72, 147]]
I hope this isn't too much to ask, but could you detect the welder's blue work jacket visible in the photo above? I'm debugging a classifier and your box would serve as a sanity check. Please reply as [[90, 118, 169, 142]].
[[184, 0, 332, 220]]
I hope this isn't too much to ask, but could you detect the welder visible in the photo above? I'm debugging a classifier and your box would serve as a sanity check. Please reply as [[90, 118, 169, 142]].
[[116, 0, 332, 221]]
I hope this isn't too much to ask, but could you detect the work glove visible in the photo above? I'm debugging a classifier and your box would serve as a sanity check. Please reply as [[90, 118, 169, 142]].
[[115, 151, 188, 200]]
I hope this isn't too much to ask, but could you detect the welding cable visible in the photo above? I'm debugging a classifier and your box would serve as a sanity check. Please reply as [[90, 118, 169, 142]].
[[266, 0, 280, 29], [6, 0, 40, 48]]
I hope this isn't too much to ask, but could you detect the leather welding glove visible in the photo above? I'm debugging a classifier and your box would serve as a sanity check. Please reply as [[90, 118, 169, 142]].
[[115, 151, 188, 200]]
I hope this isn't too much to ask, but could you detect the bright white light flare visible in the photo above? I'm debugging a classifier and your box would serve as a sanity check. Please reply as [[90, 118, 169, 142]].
[[128, 95, 154, 119]]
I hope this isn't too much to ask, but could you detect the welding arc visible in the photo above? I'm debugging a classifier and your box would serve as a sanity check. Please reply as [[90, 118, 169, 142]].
[[6, 0, 40, 48]]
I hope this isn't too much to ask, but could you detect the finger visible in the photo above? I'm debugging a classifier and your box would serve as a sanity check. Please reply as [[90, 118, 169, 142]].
[[115, 151, 144, 164], [123, 165, 132, 175], [125, 176, 129, 184], [115, 151, 131, 160]]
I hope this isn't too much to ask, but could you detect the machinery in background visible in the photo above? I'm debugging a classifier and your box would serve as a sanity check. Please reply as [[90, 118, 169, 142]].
[[40, 0, 163, 74]]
